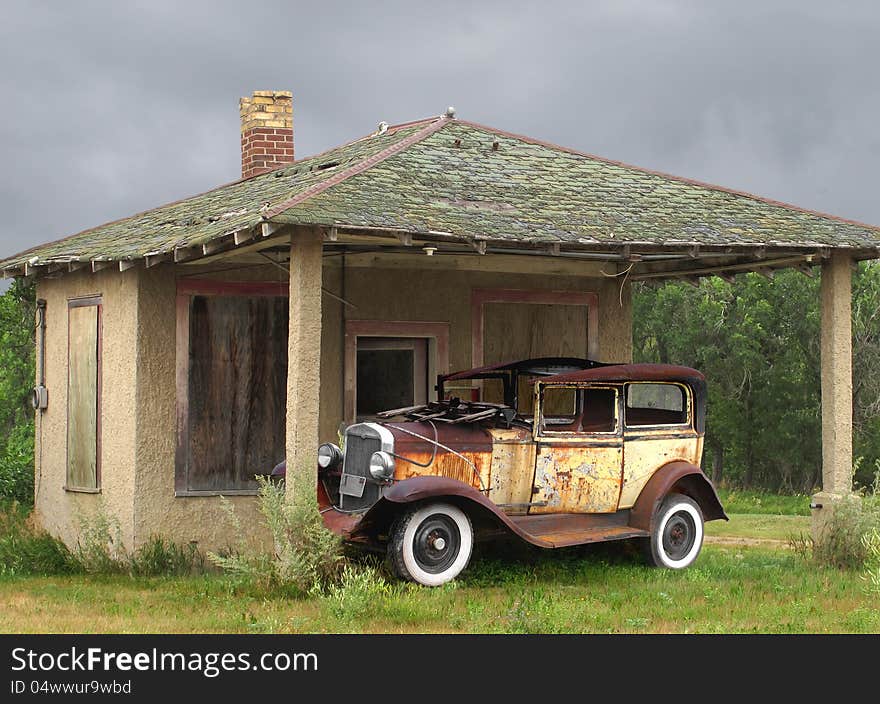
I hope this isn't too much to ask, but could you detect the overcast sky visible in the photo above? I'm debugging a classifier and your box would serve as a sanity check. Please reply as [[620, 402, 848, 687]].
[[2, 0, 879, 283]]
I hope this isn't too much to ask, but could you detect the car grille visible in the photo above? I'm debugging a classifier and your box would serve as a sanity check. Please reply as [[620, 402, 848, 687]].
[[339, 426, 382, 512]]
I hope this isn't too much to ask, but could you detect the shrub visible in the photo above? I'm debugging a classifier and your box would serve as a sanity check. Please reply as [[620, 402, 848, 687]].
[[791, 494, 880, 569], [0, 502, 79, 576], [208, 476, 345, 596], [815, 496, 880, 569], [0, 419, 34, 506]]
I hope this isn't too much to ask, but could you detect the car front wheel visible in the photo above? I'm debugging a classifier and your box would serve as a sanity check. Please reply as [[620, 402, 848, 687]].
[[389, 502, 473, 586], [643, 493, 704, 569]]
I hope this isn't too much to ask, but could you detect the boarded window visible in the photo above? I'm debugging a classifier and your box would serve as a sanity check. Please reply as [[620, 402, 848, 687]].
[[482, 301, 589, 413], [181, 294, 288, 492], [67, 299, 101, 490]]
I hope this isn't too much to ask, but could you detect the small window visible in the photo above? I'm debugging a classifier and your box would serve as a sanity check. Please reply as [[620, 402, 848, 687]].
[[626, 383, 687, 426], [67, 297, 101, 491], [356, 338, 427, 420]]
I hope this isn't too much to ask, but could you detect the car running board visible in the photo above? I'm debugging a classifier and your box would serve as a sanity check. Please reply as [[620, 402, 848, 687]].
[[508, 511, 650, 548]]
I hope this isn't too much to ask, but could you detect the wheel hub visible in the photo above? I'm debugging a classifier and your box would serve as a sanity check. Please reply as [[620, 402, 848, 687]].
[[412, 514, 461, 574], [662, 510, 696, 561]]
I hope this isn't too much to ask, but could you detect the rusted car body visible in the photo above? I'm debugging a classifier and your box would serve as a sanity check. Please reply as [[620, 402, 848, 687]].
[[315, 358, 727, 586]]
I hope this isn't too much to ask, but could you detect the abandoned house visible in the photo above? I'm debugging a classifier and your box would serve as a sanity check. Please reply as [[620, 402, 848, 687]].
[[2, 90, 878, 551]]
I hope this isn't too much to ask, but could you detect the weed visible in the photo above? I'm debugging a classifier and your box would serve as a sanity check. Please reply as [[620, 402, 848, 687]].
[[790, 494, 880, 569], [0, 501, 78, 576], [208, 476, 345, 596], [129, 536, 205, 577], [322, 564, 395, 623], [74, 507, 127, 573], [861, 527, 880, 595]]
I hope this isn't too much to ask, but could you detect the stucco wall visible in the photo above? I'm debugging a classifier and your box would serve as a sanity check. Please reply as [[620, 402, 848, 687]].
[[34, 269, 139, 549], [132, 264, 272, 552], [34, 253, 632, 551]]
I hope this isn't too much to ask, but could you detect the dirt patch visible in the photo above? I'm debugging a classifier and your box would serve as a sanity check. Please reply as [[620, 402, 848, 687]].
[[704, 535, 790, 548]]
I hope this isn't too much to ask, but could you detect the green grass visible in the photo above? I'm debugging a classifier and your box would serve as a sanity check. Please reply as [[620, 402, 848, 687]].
[[0, 540, 876, 634], [706, 513, 809, 542], [0, 499, 874, 634], [716, 488, 811, 516]]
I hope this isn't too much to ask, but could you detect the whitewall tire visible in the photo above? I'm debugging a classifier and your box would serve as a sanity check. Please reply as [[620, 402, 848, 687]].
[[644, 493, 704, 569], [389, 502, 473, 587]]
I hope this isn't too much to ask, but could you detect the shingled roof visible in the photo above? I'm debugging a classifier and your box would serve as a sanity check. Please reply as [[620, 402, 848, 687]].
[[4, 113, 880, 277]]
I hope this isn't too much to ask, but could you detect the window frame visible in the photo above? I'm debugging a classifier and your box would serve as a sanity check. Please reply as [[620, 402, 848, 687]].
[[175, 279, 289, 497], [65, 295, 102, 493], [623, 381, 692, 430], [534, 383, 621, 439], [344, 320, 450, 425], [355, 337, 428, 422], [471, 288, 600, 369]]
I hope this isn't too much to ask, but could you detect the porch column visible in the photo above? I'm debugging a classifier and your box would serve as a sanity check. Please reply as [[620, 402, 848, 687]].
[[285, 226, 324, 505], [813, 252, 854, 534]]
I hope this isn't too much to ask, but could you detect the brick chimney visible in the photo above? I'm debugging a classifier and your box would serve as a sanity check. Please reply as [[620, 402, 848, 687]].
[[239, 90, 294, 179]]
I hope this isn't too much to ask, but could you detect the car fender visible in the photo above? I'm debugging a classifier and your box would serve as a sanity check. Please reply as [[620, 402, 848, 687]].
[[629, 460, 728, 533], [354, 476, 554, 548]]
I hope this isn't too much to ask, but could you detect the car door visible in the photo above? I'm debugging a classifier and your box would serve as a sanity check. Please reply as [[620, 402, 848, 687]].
[[617, 381, 700, 509], [529, 384, 624, 514]]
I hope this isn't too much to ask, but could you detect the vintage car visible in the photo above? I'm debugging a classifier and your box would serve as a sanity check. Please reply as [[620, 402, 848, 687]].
[[314, 358, 727, 586]]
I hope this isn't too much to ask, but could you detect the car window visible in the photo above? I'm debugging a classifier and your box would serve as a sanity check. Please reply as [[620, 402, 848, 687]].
[[625, 383, 687, 426], [581, 387, 617, 433], [540, 386, 617, 434], [541, 386, 578, 428]]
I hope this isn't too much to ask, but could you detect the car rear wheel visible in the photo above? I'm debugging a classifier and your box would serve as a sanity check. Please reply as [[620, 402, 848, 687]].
[[388, 502, 473, 586], [642, 493, 704, 569]]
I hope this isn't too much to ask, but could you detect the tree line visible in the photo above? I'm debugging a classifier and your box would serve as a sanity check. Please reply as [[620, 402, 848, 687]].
[[633, 262, 880, 492]]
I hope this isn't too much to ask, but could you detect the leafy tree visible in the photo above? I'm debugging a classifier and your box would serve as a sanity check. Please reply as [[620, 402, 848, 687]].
[[0, 279, 36, 504], [634, 263, 880, 492], [852, 262, 880, 475]]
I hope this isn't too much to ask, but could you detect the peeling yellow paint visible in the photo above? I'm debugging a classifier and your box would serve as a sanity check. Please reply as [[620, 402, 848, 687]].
[[486, 428, 536, 514], [530, 443, 623, 514], [618, 433, 702, 509]]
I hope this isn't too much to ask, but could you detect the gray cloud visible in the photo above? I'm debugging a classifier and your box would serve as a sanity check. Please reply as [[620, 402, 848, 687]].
[[2, 0, 879, 278]]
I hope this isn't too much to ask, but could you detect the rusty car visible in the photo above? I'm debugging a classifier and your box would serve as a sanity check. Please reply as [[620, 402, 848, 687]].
[[312, 358, 727, 586]]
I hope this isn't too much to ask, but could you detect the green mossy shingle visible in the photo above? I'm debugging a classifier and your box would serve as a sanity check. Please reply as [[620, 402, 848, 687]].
[[3, 118, 878, 271], [278, 121, 880, 249]]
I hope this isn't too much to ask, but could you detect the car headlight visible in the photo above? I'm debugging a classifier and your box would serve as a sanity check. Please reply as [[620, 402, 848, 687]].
[[317, 443, 343, 472], [369, 451, 395, 481]]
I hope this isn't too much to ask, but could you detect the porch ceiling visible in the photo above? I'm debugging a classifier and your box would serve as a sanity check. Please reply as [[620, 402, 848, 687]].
[[4, 113, 880, 280]]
